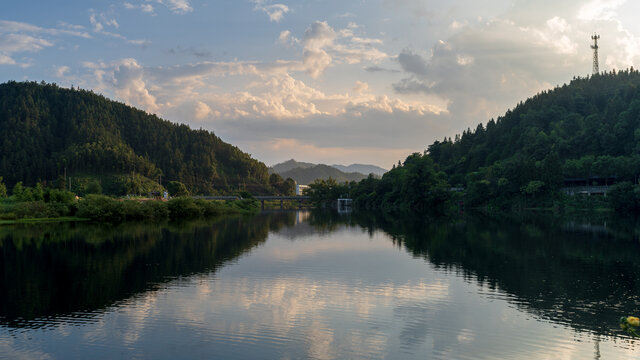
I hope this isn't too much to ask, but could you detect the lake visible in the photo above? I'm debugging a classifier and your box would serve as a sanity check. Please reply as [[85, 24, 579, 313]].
[[1, 210, 640, 359]]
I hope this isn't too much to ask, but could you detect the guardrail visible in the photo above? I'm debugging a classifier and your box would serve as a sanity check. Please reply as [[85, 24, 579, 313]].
[[560, 186, 609, 195]]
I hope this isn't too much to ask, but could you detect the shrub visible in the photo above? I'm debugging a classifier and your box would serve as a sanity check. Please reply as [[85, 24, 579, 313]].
[[141, 201, 170, 220], [13, 201, 58, 218], [608, 182, 638, 212], [46, 189, 76, 205], [122, 200, 145, 220], [231, 199, 259, 212], [195, 199, 225, 217], [167, 197, 202, 219], [77, 195, 125, 222], [85, 180, 102, 195]]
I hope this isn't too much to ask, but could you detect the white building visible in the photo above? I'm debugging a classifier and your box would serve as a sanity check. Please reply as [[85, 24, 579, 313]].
[[296, 184, 309, 196]]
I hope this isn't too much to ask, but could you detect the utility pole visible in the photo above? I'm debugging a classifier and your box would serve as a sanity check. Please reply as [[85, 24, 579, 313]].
[[591, 34, 600, 75]]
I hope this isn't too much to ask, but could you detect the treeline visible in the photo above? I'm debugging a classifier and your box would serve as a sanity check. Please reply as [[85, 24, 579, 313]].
[[0, 177, 258, 222], [427, 69, 640, 201], [306, 152, 453, 213], [306, 69, 640, 212], [0, 81, 280, 195]]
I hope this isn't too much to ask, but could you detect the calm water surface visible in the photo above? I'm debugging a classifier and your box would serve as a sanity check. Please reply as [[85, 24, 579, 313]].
[[1, 211, 640, 359]]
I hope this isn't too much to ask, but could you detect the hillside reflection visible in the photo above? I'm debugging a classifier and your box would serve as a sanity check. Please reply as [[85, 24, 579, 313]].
[[2, 209, 640, 341], [0, 213, 298, 328], [312, 210, 640, 337]]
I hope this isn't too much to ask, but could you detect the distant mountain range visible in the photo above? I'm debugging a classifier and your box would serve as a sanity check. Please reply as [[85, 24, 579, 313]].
[[269, 159, 387, 185], [330, 164, 387, 177]]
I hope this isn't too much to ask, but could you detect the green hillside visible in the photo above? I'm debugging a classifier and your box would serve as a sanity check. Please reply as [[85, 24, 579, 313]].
[[307, 69, 640, 211], [0, 81, 269, 194], [425, 69, 640, 203]]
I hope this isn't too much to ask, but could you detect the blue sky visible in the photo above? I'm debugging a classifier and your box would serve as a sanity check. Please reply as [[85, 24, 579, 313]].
[[2, 0, 640, 168]]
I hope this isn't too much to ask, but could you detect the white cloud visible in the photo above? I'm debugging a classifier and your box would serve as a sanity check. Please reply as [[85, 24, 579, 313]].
[[577, 0, 626, 21], [194, 101, 213, 119], [54, 65, 70, 78], [301, 21, 387, 78], [0, 20, 91, 39], [57, 21, 86, 31], [141, 4, 155, 13], [125, 2, 156, 14], [0, 20, 91, 67], [302, 21, 336, 78], [393, 19, 585, 125], [89, 11, 119, 32], [0, 54, 15, 65], [85, 58, 160, 113], [0, 34, 52, 54], [352, 81, 368, 94], [89, 10, 147, 45], [351, 36, 383, 45], [450, 20, 466, 30], [278, 30, 298, 46], [521, 16, 578, 55], [156, 0, 193, 14], [81, 54, 441, 149], [255, 3, 291, 22]]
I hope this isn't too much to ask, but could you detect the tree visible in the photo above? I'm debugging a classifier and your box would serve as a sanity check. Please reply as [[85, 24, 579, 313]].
[[0, 177, 6, 198], [167, 181, 189, 197], [281, 178, 296, 196], [12, 181, 24, 199], [33, 182, 45, 201], [608, 182, 638, 212], [269, 173, 283, 185], [86, 180, 102, 195], [521, 180, 545, 198], [12, 181, 34, 202], [56, 175, 66, 190]]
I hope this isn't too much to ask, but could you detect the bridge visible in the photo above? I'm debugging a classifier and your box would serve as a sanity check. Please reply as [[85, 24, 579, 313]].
[[193, 195, 311, 210], [560, 186, 609, 196]]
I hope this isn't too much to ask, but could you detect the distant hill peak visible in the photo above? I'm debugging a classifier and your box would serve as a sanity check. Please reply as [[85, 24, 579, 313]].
[[330, 163, 387, 177], [268, 159, 386, 184], [270, 159, 387, 177]]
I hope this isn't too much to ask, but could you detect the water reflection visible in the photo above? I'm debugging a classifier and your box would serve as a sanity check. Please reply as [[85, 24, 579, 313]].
[[0, 213, 297, 328], [1, 210, 640, 359], [333, 210, 640, 338]]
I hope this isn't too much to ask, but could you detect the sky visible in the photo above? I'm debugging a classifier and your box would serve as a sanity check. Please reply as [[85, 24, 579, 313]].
[[2, 0, 640, 169]]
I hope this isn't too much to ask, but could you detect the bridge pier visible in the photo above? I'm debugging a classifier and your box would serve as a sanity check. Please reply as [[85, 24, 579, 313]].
[[261, 200, 265, 210], [280, 199, 283, 209]]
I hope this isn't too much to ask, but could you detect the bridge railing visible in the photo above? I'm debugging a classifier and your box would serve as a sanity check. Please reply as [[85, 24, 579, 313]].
[[560, 186, 609, 195]]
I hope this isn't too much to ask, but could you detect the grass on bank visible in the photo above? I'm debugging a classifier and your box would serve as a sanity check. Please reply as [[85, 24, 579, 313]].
[[0, 216, 90, 225], [0, 195, 260, 225]]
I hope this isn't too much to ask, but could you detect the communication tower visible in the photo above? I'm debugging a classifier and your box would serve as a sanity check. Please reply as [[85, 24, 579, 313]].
[[591, 34, 600, 75]]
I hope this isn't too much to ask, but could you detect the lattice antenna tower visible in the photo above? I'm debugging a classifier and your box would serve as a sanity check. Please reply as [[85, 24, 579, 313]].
[[591, 34, 600, 75]]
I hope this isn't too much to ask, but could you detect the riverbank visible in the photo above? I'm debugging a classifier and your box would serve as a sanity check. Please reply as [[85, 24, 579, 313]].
[[0, 195, 260, 225], [0, 216, 90, 225]]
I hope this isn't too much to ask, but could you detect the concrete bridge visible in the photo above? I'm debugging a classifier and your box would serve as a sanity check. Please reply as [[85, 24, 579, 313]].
[[193, 195, 311, 210], [560, 186, 609, 196]]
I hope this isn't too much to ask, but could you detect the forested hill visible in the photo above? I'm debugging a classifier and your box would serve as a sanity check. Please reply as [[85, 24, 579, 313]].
[[427, 69, 640, 192], [0, 81, 269, 194]]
